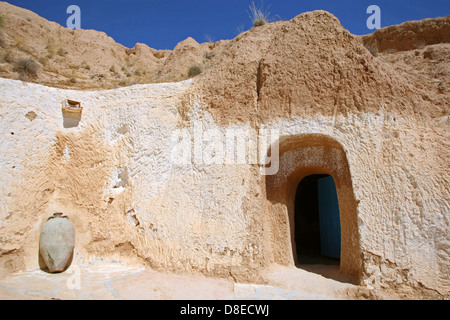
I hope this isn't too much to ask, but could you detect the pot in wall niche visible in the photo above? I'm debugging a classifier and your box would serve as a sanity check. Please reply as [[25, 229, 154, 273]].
[[39, 213, 75, 273]]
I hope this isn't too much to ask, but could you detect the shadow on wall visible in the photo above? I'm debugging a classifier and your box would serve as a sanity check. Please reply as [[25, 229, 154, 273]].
[[264, 133, 361, 284]]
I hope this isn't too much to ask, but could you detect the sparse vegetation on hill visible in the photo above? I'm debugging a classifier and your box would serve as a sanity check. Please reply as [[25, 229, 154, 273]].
[[13, 58, 39, 78], [365, 45, 378, 57], [0, 2, 224, 89], [0, 0, 447, 102], [188, 65, 202, 78]]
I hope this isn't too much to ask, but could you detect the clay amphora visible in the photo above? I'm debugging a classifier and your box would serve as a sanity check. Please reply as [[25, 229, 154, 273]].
[[39, 213, 75, 273]]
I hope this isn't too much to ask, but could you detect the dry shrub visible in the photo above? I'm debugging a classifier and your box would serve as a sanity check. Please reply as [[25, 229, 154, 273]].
[[14, 58, 39, 77], [247, 1, 270, 27], [188, 65, 202, 78], [365, 45, 378, 57], [2, 51, 14, 63]]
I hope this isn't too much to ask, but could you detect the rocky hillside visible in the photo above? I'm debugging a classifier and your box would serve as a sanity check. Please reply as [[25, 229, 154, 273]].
[[0, 1, 227, 89], [359, 16, 450, 118], [360, 15, 450, 53], [0, 0, 448, 111], [189, 11, 449, 126]]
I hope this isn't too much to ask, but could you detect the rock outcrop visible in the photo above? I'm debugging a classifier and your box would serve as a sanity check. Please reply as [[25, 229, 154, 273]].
[[360, 15, 450, 53], [0, 1, 222, 88]]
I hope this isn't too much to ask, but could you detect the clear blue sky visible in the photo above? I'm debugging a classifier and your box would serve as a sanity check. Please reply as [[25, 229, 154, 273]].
[[5, 0, 450, 50]]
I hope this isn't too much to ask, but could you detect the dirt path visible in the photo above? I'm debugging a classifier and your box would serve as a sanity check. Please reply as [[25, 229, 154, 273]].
[[0, 263, 366, 300]]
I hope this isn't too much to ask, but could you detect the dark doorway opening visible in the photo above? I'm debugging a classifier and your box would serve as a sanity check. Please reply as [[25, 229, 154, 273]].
[[295, 174, 341, 266]]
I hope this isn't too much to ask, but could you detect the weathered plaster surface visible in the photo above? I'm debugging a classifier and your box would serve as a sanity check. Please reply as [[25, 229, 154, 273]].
[[0, 78, 448, 295]]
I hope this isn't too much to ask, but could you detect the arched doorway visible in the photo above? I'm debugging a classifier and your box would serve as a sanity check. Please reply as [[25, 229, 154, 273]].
[[295, 174, 341, 265], [264, 134, 361, 283]]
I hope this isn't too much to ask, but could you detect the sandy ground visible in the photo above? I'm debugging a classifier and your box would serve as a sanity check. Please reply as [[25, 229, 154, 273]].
[[0, 263, 361, 300]]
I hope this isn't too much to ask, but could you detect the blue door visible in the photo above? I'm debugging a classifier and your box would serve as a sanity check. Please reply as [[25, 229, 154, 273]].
[[317, 176, 341, 259]]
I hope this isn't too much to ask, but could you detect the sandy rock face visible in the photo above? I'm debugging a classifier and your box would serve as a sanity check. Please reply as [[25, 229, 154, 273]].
[[0, 4, 448, 299], [190, 11, 447, 127], [0, 2, 221, 88], [360, 15, 450, 53]]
